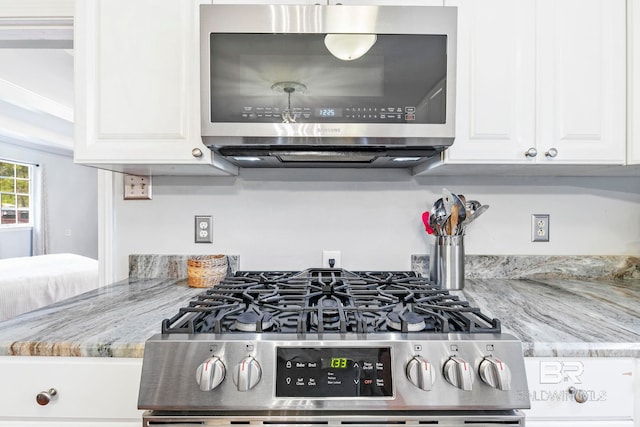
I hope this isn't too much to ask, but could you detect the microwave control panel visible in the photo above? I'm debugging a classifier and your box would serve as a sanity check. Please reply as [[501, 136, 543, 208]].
[[239, 106, 416, 122]]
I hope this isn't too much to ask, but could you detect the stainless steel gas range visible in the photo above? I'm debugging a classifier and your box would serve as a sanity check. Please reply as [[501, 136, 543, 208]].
[[138, 269, 530, 426]]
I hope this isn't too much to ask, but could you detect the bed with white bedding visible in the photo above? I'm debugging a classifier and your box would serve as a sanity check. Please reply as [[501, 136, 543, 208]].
[[0, 253, 99, 321]]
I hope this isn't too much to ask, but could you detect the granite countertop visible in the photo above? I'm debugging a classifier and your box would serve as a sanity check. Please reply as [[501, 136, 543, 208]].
[[461, 278, 640, 357], [0, 276, 638, 358], [0, 278, 201, 358]]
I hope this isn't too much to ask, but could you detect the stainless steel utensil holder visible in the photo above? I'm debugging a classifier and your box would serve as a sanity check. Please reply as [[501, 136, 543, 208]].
[[429, 235, 465, 290]]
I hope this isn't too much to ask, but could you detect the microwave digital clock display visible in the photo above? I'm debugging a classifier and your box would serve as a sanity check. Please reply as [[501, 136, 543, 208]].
[[316, 108, 342, 118]]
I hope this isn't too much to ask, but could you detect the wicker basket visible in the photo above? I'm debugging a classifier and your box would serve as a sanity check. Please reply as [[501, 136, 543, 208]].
[[187, 255, 227, 288]]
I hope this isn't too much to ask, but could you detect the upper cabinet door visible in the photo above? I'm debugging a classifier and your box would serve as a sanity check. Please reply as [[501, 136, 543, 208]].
[[74, 0, 237, 176], [442, 0, 625, 166], [536, 0, 626, 164], [443, 0, 535, 163]]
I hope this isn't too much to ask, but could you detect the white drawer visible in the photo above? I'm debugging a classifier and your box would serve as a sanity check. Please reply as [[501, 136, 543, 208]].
[[0, 356, 143, 421], [524, 358, 634, 421]]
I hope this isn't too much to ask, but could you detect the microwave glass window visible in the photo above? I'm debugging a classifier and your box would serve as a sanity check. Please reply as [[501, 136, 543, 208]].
[[208, 34, 447, 124]]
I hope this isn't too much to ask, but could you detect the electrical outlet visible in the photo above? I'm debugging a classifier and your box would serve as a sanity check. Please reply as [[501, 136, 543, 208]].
[[123, 174, 152, 200], [531, 214, 550, 242], [195, 215, 213, 243], [322, 250, 341, 268]]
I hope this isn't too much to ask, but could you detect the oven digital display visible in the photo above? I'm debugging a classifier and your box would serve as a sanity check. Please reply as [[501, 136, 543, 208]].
[[276, 347, 392, 397]]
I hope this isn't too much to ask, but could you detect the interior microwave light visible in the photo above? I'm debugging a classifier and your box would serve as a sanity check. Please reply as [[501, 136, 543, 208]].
[[232, 156, 262, 162], [324, 34, 377, 61], [392, 157, 422, 162]]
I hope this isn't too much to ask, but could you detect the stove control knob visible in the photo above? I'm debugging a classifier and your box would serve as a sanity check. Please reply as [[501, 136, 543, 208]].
[[196, 356, 226, 391], [234, 356, 262, 391], [443, 356, 474, 391], [479, 357, 512, 390], [406, 356, 435, 391]]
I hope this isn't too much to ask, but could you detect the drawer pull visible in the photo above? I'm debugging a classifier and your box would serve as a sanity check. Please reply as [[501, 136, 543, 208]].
[[568, 386, 588, 404], [36, 388, 58, 406]]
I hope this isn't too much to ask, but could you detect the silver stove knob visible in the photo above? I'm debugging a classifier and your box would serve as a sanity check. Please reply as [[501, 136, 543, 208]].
[[196, 356, 226, 391], [234, 356, 262, 391], [479, 357, 512, 390], [406, 356, 435, 391], [443, 356, 474, 391]]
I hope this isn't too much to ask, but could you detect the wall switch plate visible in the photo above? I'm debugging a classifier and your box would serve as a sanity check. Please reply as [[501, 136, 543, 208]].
[[531, 214, 550, 242], [195, 215, 213, 243], [322, 250, 341, 268], [123, 174, 152, 200]]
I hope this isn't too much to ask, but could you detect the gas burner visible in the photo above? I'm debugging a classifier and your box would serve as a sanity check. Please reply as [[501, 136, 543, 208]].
[[319, 296, 341, 323], [161, 269, 501, 335], [385, 310, 426, 332], [235, 308, 274, 332]]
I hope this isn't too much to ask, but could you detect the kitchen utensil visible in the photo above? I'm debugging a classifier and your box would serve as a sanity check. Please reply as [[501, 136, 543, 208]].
[[442, 188, 455, 216], [421, 211, 434, 235], [461, 204, 489, 228], [442, 189, 466, 235], [432, 198, 449, 234], [465, 200, 481, 214], [451, 204, 459, 235]]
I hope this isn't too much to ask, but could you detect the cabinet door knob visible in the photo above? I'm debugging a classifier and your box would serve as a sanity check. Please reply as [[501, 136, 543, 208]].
[[545, 148, 558, 158], [191, 148, 204, 158], [36, 388, 58, 406], [525, 148, 538, 158], [568, 386, 588, 403]]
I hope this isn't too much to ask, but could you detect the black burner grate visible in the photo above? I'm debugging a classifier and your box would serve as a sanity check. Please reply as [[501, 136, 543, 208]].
[[161, 269, 500, 335]]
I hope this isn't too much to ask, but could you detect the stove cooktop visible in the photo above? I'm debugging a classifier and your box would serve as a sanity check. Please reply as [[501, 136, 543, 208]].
[[139, 269, 530, 413], [162, 268, 500, 335]]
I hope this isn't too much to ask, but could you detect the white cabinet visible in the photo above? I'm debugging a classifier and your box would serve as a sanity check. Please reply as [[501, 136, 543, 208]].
[[629, 0, 640, 165], [74, 0, 238, 176], [441, 0, 536, 163], [535, 0, 626, 165], [438, 0, 626, 166], [0, 356, 143, 426], [524, 358, 635, 426]]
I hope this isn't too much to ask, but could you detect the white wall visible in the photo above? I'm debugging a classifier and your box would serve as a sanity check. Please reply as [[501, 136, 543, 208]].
[[112, 169, 640, 280], [0, 142, 98, 259]]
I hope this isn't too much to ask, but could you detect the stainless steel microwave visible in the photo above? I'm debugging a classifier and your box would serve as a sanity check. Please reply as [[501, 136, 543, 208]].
[[200, 4, 457, 168]]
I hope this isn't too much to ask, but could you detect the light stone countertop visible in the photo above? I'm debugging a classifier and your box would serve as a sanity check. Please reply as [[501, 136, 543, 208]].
[[0, 276, 638, 358], [0, 278, 202, 358], [461, 278, 640, 357]]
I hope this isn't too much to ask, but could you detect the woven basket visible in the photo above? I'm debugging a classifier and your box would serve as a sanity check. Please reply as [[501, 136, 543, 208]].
[[187, 255, 227, 288]]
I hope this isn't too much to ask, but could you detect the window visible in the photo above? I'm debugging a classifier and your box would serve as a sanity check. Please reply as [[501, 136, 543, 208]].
[[0, 160, 32, 226]]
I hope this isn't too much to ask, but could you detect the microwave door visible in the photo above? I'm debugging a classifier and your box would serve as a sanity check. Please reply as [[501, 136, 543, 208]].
[[208, 33, 448, 126]]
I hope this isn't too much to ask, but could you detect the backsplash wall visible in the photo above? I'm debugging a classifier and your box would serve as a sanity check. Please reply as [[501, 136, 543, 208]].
[[113, 169, 640, 280]]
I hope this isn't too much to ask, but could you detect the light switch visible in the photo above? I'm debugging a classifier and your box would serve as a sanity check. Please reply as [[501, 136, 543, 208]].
[[123, 174, 152, 200]]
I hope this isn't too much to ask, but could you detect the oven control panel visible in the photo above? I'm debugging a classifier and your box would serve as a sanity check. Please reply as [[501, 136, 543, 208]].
[[139, 334, 531, 411], [275, 347, 392, 398]]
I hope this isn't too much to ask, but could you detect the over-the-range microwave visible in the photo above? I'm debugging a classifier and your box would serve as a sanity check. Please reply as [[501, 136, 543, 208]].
[[200, 4, 457, 168]]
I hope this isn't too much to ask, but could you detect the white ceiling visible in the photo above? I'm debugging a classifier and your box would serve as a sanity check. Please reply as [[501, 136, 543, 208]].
[[0, 18, 74, 155]]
